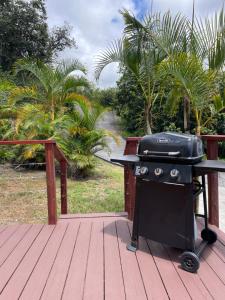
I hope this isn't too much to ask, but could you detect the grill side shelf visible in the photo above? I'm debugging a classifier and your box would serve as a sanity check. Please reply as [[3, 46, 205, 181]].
[[110, 155, 140, 166], [193, 160, 225, 176]]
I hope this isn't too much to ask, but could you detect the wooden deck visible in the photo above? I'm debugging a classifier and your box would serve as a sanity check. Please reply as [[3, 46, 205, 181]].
[[1, 213, 225, 299]]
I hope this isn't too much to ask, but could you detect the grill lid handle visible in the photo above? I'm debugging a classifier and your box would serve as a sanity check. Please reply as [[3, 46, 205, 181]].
[[143, 150, 180, 156]]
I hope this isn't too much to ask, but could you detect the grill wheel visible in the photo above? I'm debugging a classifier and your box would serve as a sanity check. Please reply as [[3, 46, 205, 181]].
[[201, 229, 217, 244], [180, 252, 200, 273]]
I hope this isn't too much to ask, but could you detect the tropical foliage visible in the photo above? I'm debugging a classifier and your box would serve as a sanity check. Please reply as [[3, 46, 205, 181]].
[[0, 60, 112, 175], [95, 7, 225, 135]]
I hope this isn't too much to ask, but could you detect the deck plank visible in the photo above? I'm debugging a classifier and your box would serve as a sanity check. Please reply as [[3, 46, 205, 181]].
[[59, 212, 128, 219], [212, 240, 225, 263], [20, 223, 68, 300], [41, 222, 80, 300], [62, 221, 92, 300], [136, 237, 169, 299], [0, 224, 19, 248], [83, 222, 104, 300], [116, 220, 147, 300], [1, 215, 225, 299], [147, 240, 191, 300], [0, 224, 31, 267], [202, 244, 225, 285], [127, 222, 169, 299], [104, 221, 126, 300], [0, 226, 6, 234], [0, 225, 54, 299], [197, 256, 225, 299], [166, 246, 213, 300], [0, 224, 43, 294]]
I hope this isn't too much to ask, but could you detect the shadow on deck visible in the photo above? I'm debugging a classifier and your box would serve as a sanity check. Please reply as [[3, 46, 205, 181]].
[[0, 212, 225, 299]]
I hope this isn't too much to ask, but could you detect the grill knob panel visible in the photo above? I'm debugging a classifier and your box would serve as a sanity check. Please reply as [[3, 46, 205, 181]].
[[170, 169, 179, 178], [140, 166, 149, 175], [154, 168, 163, 176]]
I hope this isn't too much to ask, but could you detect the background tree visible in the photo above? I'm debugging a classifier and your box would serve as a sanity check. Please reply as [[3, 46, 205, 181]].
[[157, 53, 218, 135], [0, 0, 75, 71], [0, 60, 116, 176], [115, 69, 145, 136], [95, 10, 189, 133]]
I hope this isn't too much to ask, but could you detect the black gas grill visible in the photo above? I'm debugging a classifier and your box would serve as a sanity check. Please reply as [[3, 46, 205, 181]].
[[111, 132, 225, 273]]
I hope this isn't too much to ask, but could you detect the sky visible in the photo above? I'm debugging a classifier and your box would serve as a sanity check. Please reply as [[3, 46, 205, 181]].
[[45, 0, 224, 89]]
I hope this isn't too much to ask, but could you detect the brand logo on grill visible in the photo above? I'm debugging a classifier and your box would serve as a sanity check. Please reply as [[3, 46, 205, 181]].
[[157, 138, 169, 143]]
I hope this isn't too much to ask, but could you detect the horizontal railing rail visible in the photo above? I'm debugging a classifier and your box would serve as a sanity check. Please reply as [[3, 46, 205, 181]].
[[0, 140, 68, 225], [123, 135, 225, 227]]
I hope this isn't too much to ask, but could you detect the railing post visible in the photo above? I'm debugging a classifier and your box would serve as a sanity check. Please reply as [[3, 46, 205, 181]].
[[206, 140, 219, 226], [45, 143, 57, 225], [60, 160, 67, 214], [124, 137, 141, 220]]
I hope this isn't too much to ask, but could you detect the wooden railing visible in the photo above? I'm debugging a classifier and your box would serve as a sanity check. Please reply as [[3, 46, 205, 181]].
[[0, 140, 68, 225], [201, 135, 225, 227], [124, 135, 225, 227]]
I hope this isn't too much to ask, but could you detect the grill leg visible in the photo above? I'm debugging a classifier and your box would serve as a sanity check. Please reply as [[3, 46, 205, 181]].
[[202, 175, 208, 229], [127, 197, 140, 252]]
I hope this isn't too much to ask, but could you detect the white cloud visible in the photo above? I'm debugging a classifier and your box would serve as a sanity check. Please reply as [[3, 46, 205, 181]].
[[46, 0, 224, 88], [46, 0, 138, 88]]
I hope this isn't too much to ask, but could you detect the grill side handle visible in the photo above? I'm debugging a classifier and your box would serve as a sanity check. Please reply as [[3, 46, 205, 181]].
[[143, 150, 181, 156]]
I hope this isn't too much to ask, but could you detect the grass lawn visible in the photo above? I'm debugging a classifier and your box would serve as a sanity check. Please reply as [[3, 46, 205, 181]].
[[0, 158, 124, 224]]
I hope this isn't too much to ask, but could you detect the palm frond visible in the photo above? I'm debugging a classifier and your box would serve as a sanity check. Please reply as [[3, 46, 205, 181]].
[[95, 40, 123, 80]]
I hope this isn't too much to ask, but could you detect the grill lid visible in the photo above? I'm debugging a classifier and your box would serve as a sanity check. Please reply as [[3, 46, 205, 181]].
[[137, 132, 204, 163]]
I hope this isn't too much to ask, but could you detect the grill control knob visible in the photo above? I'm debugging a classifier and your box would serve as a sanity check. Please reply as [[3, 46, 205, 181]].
[[170, 169, 179, 178], [154, 168, 163, 176], [140, 166, 149, 175]]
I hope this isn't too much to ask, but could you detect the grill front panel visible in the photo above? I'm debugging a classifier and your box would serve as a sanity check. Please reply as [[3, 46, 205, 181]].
[[135, 179, 195, 250]]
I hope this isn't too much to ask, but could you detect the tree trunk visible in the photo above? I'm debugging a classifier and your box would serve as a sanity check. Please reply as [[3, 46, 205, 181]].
[[196, 125, 201, 136], [145, 102, 152, 134], [183, 96, 190, 133]]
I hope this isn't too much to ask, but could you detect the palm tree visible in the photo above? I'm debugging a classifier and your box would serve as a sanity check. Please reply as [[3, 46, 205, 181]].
[[0, 60, 118, 175], [95, 9, 188, 134], [157, 7, 225, 134], [53, 98, 115, 176], [12, 59, 89, 121], [95, 7, 224, 134], [157, 53, 218, 135]]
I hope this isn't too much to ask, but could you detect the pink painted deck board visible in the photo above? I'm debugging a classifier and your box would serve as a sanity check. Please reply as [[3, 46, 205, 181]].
[[41, 222, 80, 300], [83, 221, 104, 300], [197, 255, 225, 298], [1, 214, 225, 299], [0, 225, 54, 299], [0, 224, 19, 247], [136, 237, 169, 299], [59, 212, 128, 219], [116, 220, 147, 300], [62, 221, 92, 300], [0, 224, 43, 294], [0, 224, 31, 267], [147, 240, 191, 299], [104, 221, 126, 300], [127, 222, 169, 300], [20, 223, 68, 300], [0, 226, 6, 234], [166, 246, 213, 300]]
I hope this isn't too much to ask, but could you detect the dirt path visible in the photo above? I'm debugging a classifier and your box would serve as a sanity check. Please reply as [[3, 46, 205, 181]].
[[95, 111, 126, 161]]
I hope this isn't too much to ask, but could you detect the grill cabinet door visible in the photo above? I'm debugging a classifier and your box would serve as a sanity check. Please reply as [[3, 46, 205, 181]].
[[135, 179, 195, 251]]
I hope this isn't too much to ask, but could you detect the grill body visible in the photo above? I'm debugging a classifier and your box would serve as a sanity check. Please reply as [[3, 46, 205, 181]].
[[111, 132, 224, 272]]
